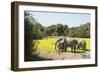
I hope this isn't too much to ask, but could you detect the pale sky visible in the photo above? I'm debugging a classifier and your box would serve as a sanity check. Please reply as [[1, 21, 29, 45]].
[[28, 11, 90, 27]]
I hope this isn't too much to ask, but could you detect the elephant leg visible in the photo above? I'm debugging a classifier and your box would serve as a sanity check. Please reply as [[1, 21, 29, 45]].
[[74, 48, 76, 53], [64, 45, 67, 52], [83, 46, 86, 52], [73, 47, 75, 53], [58, 48, 61, 54], [63, 44, 66, 52], [62, 47, 65, 52], [64, 47, 67, 52], [64, 48, 66, 52], [84, 45, 86, 51], [74, 46, 77, 53], [61, 49, 63, 52], [71, 47, 73, 53]]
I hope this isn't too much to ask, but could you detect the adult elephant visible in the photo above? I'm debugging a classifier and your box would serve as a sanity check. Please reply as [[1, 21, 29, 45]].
[[78, 40, 86, 51], [67, 39, 78, 53]]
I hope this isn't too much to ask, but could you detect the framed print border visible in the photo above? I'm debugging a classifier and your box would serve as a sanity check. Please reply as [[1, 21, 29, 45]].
[[11, 1, 98, 71]]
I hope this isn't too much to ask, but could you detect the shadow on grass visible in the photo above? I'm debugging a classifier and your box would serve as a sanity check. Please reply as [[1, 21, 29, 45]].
[[66, 49, 90, 53], [25, 54, 52, 62]]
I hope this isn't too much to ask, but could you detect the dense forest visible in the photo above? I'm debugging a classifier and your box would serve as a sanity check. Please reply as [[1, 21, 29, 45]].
[[24, 11, 90, 61]]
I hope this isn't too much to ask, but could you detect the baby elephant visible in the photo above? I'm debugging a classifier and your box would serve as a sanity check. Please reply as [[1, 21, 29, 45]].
[[78, 40, 86, 51]]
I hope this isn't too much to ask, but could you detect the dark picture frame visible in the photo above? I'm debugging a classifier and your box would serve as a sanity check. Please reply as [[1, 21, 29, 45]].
[[11, 1, 98, 71]]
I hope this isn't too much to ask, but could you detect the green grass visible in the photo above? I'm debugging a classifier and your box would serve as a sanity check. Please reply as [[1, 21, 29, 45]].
[[33, 37, 90, 53]]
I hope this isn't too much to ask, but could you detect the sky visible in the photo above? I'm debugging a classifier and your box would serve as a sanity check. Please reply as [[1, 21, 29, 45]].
[[28, 11, 90, 27]]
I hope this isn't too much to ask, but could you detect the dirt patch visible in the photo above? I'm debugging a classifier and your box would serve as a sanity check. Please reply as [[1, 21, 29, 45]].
[[37, 51, 90, 60]]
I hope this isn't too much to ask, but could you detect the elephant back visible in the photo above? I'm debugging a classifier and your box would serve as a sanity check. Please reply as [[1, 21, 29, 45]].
[[68, 39, 78, 47]]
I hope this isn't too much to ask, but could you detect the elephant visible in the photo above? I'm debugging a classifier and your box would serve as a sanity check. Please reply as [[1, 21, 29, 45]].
[[55, 36, 67, 54], [78, 40, 86, 51], [67, 39, 78, 53], [55, 36, 78, 53]]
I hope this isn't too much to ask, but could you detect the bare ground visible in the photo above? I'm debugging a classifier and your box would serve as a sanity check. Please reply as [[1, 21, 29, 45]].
[[37, 51, 90, 60]]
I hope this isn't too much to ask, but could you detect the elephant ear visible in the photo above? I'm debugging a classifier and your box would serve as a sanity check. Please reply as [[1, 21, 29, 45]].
[[67, 39, 72, 44]]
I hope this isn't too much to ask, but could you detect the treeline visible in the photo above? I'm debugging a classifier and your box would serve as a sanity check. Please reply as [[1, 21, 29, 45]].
[[68, 23, 90, 38], [30, 22, 90, 39], [45, 23, 90, 38]]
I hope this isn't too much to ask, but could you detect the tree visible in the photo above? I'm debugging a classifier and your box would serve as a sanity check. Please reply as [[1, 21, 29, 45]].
[[24, 11, 39, 61], [64, 24, 69, 36], [47, 24, 57, 36], [68, 23, 90, 38], [32, 22, 45, 39], [56, 23, 65, 36]]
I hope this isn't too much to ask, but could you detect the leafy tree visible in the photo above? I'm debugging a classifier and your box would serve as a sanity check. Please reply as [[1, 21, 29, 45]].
[[24, 11, 44, 61], [64, 24, 69, 36], [56, 23, 65, 36], [68, 23, 90, 38]]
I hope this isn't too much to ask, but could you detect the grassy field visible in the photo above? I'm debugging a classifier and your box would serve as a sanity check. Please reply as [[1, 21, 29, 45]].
[[33, 37, 90, 53]]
